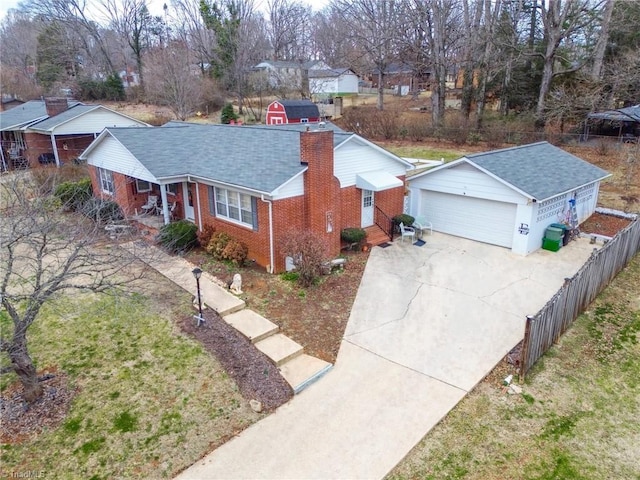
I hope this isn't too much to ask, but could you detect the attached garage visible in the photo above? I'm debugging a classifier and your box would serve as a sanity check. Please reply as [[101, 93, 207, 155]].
[[407, 142, 610, 255], [422, 191, 517, 248]]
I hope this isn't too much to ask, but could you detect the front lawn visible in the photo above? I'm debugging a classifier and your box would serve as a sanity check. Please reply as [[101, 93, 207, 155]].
[[0, 270, 261, 479]]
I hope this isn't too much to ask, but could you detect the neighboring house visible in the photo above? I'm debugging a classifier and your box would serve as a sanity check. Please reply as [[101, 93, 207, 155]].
[[0, 98, 149, 171], [266, 100, 320, 125], [366, 64, 456, 95], [253, 60, 330, 92], [309, 68, 359, 97], [407, 142, 610, 255], [79, 122, 412, 273]]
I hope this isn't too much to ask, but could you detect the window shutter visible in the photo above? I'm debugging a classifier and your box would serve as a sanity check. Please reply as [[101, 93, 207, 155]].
[[208, 186, 216, 216], [251, 196, 258, 231]]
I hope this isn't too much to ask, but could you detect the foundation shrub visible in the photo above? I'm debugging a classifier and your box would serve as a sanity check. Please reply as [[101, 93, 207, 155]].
[[197, 223, 216, 247], [221, 239, 249, 266], [157, 220, 198, 253], [54, 178, 93, 211], [206, 232, 232, 260], [280, 231, 330, 287]]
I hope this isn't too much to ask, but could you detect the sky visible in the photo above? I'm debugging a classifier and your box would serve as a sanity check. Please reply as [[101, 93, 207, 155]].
[[0, 0, 330, 22]]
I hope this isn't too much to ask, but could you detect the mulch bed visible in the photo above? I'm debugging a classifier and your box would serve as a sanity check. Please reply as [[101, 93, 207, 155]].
[[177, 311, 293, 412], [581, 212, 633, 238], [0, 370, 76, 444]]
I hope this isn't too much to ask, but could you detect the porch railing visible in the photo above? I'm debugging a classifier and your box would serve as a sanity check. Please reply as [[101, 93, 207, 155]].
[[374, 205, 394, 241]]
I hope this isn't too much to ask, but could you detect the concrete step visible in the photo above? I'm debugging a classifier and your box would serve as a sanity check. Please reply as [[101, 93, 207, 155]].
[[279, 354, 333, 394], [255, 333, 304, 367], [223, 310, 279, 344]]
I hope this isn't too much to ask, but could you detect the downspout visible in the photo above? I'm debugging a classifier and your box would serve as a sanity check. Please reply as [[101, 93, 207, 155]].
[[195, 180, 203, 232], [261, 195, 274, 274], [50, 132, 60, 167]]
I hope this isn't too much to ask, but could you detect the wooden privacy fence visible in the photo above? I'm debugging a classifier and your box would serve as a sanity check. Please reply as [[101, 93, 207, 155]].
[[520, 217, 640, 377]]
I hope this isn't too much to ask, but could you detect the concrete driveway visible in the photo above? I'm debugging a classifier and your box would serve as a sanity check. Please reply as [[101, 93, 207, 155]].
[[176, 233, 597, 480]]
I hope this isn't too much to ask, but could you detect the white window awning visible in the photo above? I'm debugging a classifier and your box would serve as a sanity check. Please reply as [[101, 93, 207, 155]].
[[355, 171, 403, 192]]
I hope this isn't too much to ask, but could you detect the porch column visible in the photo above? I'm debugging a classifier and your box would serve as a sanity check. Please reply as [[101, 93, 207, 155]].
[[160, 184, 170, 224], [50, 133, 61, 167]]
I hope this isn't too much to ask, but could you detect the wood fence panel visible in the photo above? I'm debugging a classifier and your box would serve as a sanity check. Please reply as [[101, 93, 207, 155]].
[[521, 218, 640, 377]]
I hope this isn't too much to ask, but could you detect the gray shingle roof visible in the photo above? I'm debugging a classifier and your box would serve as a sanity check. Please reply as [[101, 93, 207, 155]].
[[309, 68, 353, 78], [466, 142, 610, 201], [276, 100, 320, 120], [0, 100, 47, 131], [28, 105, 98, 132], [106, 124, 315, 193], [161, 121, 350, 147]]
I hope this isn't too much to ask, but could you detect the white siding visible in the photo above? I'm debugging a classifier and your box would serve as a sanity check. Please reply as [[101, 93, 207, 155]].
[[87, 135, 156, 182], [422, 190, 517, 248], [334, 140, 406, 187], [272, 174, 304, 200], [54, 108, 147, 134], [409, 163, 525, 204], [310, 78, 338, 95], [337, 74, 359, 93]]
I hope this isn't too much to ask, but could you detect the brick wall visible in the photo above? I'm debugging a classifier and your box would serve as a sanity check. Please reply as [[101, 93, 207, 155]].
[[300, 129, 341, 256], [23, 132, 95, 167]]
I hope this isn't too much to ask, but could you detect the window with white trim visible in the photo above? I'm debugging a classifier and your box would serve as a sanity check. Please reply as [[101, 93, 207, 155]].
[[210, 186, 257, 229], [136, 179, 151, 193], [166, 183, 178, 195], [98, 168, 115, 194]]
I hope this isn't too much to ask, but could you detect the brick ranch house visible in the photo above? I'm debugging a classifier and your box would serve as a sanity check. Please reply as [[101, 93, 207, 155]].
[[80, 123, 413, 273], [0, 98, 148, 171]]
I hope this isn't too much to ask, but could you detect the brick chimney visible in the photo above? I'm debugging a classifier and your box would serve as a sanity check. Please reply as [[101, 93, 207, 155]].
[[300, 129, 341, 254], [44, 97, 69, 117]]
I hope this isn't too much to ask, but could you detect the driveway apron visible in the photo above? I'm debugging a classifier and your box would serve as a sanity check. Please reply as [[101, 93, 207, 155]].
[[175, 233, 597, 480]]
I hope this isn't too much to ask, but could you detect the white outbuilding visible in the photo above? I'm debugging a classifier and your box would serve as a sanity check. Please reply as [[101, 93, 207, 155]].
[[407, 142, 610, 254]]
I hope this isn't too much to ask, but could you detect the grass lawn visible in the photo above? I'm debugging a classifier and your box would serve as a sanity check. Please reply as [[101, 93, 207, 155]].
[[0, 273, 261, 479], [383, 143, 468, 162], [388, 253, 640, 480]]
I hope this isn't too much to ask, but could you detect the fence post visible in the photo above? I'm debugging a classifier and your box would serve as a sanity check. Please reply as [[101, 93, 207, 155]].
[[520, 315, 534, 380]]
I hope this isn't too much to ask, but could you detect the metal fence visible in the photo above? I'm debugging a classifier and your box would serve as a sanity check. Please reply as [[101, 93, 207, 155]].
[[520, 217, 640, 377]]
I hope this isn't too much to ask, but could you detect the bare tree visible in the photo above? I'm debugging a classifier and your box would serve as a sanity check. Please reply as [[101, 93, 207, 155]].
[[0, 174, 147, 403], [590, 0, 614, 81], [332, 0, 403, 111], [24, 0, 118, 74], [312, 9, 368, 73], [534, 0, 606, 126], [103, 0, 153, 92], [144, 42, 204, 120], [408, 0, 462, 128], [267, 0, 312, 61], [172, 0, 217, 75], [0, 12, 43, 98]]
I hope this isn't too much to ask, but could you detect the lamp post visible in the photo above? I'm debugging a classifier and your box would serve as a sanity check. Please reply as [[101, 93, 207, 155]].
[[192, 267, 204, 326]]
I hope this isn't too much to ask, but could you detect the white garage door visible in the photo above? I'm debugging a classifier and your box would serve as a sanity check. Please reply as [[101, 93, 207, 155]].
[[422, 191, 517, 248]]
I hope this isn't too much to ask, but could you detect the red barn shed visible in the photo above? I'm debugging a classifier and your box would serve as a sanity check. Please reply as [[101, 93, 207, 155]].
[[266, 99, 320, 125]]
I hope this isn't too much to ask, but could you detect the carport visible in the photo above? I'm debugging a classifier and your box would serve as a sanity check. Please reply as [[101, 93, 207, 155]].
[[407, 142, 610, 255]]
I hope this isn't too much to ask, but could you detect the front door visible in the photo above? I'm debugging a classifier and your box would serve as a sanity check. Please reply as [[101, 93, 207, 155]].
[[361, 189, 374, 227], [183, 182, 195, 222]]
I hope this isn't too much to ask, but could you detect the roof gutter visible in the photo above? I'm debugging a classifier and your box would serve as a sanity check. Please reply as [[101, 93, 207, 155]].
[[261, 195, 275, 274]]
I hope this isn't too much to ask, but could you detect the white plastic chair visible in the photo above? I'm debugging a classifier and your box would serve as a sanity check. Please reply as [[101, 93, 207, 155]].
[[141, 195, 158, 215], [399, 222, 416, 243], [413, 216, 433, 238]]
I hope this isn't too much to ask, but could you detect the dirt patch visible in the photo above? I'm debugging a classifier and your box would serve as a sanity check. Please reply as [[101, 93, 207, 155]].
[[0, 369, 76, 444], [187, 249, 369, 364], [580, 212, 633, 237]]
